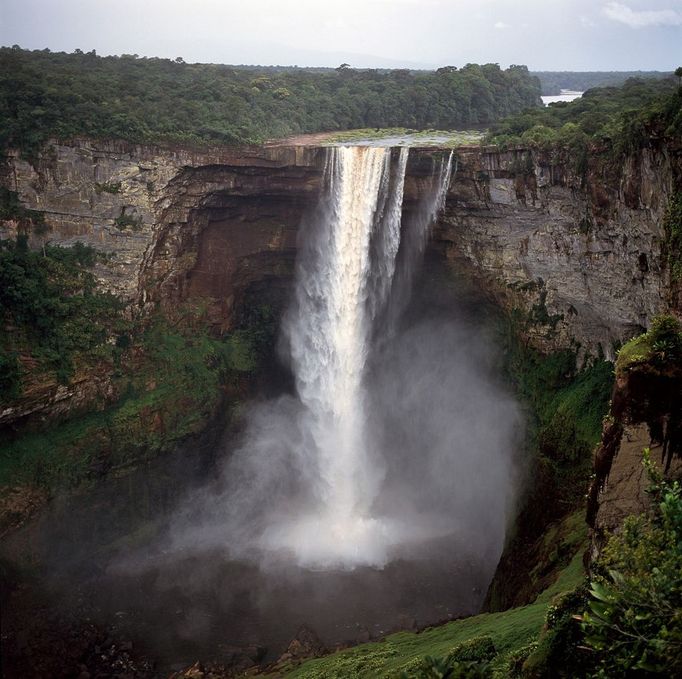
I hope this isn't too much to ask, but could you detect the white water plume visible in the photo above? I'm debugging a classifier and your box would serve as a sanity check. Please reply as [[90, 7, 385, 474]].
[[167, 145, 520, 573], [265, 146, 414, 566]]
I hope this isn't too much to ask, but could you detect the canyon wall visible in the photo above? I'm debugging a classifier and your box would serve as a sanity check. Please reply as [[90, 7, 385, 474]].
[[2, 138, 678, 542], [435, 142, 678, 357], [3, 138, 675, 356]]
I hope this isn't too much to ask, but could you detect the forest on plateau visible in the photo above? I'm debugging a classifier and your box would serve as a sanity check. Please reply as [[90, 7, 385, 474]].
[[532, 70, 670, 95], [487, 76, 681, 155], [0, 47, 541, 153]]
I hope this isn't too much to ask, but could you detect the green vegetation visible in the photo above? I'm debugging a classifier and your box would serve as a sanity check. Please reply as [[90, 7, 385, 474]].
[[487, 77, 681, 156], [0, 47, 541, 154], [507, 335, 613, 514], [94, 181, 121, 194], [0, 236, 122, 391], [516, 454, 682, 678], [531, 71, 670, 96], [0, 231, 276, 490], [663, 192, 682, 282], [283, 548, 586, 678], [580, 453, 682, 676], [613, 315, 682, 470], [0, 187, 46, 231], [113, 210, 143, 231], [0, 316, 261, 489], [483, 312, 614, 612], [616, 314, 682, 375]]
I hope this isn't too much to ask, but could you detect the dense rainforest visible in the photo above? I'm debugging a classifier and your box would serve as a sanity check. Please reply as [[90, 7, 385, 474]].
[[487, 75, 682, 154], [0, 47, 541, 154], [532, 70, 670, 95]]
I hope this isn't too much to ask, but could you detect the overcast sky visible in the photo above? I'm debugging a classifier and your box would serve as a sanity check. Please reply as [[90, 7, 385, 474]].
[[1, 0, 680, 70]]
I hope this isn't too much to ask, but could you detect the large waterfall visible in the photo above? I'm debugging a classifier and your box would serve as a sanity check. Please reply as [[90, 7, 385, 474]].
[[169, 144, 518, 576], [261, 146, 453, 567]]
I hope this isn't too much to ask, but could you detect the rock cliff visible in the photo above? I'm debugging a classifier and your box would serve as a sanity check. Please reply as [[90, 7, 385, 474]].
[[436, 141, 679, 357], [3, 138, 676, 358]]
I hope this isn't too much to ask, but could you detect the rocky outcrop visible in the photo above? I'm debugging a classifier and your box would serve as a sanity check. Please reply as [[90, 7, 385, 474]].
[[436, 142, 679, 357], [588, 321, 682, 554]]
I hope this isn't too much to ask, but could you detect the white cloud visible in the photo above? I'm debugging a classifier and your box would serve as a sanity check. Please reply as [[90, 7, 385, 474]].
[[603, 2, 682, 28], [494, 21, 509, 29]]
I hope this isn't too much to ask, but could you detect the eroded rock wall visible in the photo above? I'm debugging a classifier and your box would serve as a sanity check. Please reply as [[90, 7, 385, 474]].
[[1, 139, 324, 304], [435, 142, 679, 357], [1, 139, 677, 436]]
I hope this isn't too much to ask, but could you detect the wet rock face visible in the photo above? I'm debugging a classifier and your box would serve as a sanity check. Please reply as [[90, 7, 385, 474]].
[[2, 139, 677, 352], [435, 143, 679, 358], [140, 164, 321, 331]]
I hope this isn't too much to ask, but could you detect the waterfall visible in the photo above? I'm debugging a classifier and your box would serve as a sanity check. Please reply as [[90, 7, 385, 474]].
[[167, 142, 519, 580], [259, 146, 453, 568]]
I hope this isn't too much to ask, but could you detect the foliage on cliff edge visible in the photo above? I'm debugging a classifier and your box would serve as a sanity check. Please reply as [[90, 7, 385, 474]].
[[487, 77, 681, 156], [580, 454, 682, 677], [0, 234, 123, 394], [615, 314, 682, 471]]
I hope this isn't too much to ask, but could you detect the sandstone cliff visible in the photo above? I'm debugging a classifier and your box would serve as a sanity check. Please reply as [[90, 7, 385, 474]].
[[436, 141, 679, 357], [3, 138, 676, 358]]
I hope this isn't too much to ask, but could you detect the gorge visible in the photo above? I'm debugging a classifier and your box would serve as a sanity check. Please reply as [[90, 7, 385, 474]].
[[1, 124, 680, 677]]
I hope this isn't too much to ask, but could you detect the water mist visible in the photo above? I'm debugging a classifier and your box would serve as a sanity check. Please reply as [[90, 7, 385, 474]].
[[168, 145, 520, 573]]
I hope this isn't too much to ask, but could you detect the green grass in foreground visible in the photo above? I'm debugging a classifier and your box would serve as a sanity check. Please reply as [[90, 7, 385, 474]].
[[283, 546, 586, 678]]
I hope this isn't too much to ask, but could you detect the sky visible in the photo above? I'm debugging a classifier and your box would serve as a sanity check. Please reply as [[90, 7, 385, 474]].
[[1, 0, 680, 70]]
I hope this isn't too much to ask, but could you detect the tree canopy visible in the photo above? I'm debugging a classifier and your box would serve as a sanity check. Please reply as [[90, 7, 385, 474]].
[[487, 76, 681, 154], [0, 47, 541, 153]]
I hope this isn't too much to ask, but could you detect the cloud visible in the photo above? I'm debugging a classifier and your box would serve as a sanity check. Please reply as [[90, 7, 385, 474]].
[[603, 2, 682, 28], [494, 21, 509, 29]]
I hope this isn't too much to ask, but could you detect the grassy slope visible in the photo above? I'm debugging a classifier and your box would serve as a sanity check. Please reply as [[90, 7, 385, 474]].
[[283, 543, 586, 678]]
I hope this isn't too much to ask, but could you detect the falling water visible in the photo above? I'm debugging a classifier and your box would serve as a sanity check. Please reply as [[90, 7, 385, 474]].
[[260, 146, 453, 568]]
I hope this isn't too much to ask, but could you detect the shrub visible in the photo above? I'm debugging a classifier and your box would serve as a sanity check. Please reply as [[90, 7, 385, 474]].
[[448, 636, 496, 664], [580, 451, 682, 676], [113, 211, 143, 230], [0, 350, 21, 402], [400, 655, 493, 679], [0, 237, 122, 386]]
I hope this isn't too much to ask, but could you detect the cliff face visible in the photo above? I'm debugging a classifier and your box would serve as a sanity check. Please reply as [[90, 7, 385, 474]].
[[436, 142, 678, 357], [0, 141, 323, 431], [1, 140, 324, 308], [4, 139, 675, 356], [2, 138, 678, 495]]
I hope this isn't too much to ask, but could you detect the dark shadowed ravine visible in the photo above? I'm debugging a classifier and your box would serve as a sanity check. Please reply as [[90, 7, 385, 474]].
[[1, 243, 520, 675]]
